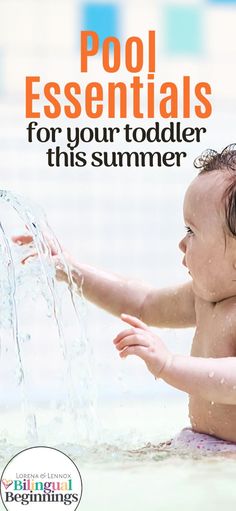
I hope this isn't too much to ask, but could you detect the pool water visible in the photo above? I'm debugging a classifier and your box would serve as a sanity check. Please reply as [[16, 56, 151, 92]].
[[77, 400, 236, 511], [0, 400, 235, 511]]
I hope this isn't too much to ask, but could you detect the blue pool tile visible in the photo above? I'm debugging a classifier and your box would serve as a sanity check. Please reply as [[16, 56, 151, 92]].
[[164, 6, 202, 55], [82, 3, 119, 48]]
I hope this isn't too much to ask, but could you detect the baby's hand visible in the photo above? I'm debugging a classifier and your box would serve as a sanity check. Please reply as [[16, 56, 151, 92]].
[[12, 233, 72, 284], [113, 314, 172, 379], [12, 233, 58, 260]]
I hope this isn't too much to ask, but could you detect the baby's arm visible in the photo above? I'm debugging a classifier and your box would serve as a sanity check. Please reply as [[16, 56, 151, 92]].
[[162, 354, 236, 405], [64, 262, 196, 328], [115, 314, 236, 405], [139, 282, 195, 327], [13, 234, 196, 328]]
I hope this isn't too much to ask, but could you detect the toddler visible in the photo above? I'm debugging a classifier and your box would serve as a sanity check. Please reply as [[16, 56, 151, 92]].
[[14, 145, 236, 454]]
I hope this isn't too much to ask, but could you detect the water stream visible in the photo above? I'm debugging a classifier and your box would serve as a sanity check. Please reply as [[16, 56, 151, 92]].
[[0, 190, 96, 447]]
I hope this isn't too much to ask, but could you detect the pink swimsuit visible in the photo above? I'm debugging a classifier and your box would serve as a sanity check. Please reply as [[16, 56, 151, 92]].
[[164, 428, 236, 454]]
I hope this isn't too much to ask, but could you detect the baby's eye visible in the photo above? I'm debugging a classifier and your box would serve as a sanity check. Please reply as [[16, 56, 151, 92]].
[[185, 225, 194, 235]]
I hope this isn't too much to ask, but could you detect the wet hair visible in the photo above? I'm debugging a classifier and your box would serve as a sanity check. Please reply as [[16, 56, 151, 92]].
[[194, 144, 236, 237]]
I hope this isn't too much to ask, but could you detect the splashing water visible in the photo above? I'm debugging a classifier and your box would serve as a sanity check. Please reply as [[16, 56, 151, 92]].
[[0, 190, 96, 446], [1, 190, 234, 480]]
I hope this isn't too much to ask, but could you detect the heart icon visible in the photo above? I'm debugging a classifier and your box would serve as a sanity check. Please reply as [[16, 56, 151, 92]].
[[2, 479, 13, 489]]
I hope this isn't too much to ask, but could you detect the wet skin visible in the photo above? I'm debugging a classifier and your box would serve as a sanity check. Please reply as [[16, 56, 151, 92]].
[[180, 171, 236, 442], [190, 295, 236, 442]]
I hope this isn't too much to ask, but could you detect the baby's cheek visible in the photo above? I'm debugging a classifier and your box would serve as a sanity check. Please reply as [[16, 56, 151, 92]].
[[187, 236, 195, 254]]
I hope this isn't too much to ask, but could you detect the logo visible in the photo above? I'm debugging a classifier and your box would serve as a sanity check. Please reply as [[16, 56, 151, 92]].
[[2, 481, 13, 490], [0, 446, 82, 510]]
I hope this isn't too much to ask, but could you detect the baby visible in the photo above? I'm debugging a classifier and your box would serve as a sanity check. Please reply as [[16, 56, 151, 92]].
[[14, 145, 236, 453]]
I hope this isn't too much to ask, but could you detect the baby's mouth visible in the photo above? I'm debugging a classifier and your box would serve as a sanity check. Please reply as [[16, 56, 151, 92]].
[[182, 258, 192, 276]]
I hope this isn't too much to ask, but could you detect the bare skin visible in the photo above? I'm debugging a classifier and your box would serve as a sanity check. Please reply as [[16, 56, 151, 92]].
[[13, 170, 236, 443], [189, 296, 236, 442]]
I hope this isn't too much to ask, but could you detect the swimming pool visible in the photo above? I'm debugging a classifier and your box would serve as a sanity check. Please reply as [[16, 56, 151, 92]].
[[1, 399, 235, 511]]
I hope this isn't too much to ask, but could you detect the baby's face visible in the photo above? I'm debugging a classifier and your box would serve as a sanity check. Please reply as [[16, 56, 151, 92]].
[[179, 170, 236, 302]]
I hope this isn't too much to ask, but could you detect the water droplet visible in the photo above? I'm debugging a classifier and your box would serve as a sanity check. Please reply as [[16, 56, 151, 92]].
[[209, 371, 214, 378], [208, 259, 212, 264], [211, 401, 215, 405], [233, 386, 236, 390], [220, 378, 225, 384]]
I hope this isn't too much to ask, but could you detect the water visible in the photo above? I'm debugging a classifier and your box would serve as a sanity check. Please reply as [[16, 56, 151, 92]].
[[0, 401, 235, 511], [0, 190, 96, 445], [80, 456, 236, 511], [73, 401, 236, 511], [0, 192, 235, 511]]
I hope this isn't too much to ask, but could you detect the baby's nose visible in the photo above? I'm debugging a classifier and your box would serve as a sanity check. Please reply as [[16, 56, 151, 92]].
[[179, 237, 186, 253]]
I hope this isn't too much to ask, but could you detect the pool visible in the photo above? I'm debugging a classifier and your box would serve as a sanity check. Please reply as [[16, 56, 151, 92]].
[[0, 399, 235, 511]]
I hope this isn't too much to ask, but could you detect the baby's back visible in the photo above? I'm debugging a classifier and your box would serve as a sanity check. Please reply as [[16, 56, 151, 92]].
[[189, 295, 236, 441]]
